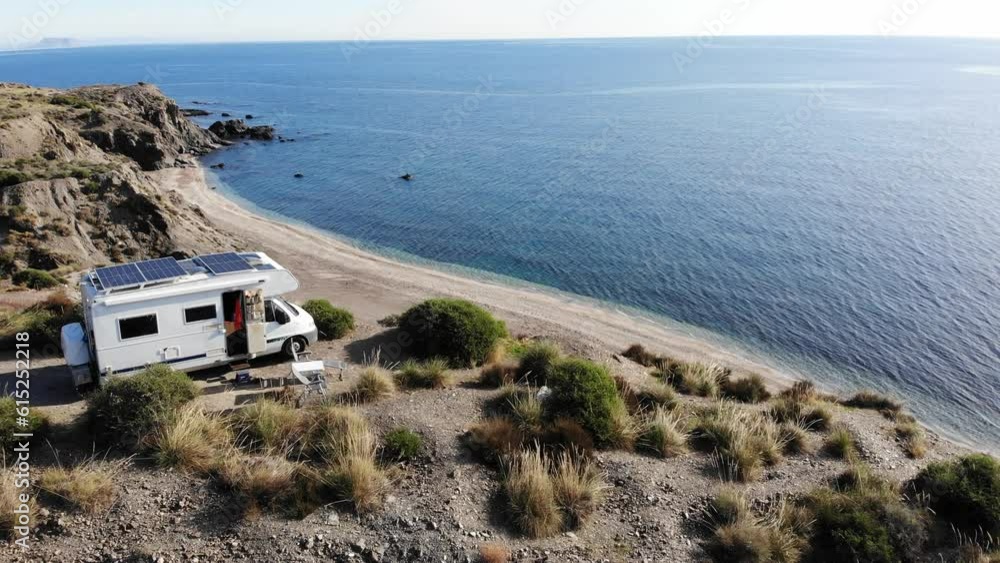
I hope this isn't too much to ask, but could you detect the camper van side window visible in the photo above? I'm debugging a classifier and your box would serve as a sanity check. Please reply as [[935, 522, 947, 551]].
[[184, 305, 217, 324], [118, 314, 158, 340]]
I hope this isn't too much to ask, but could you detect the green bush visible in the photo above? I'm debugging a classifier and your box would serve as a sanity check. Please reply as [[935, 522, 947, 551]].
[[383, 428, 423, 460], [301, 299, 355, 340], [914, 454, 1000, 537], [0, 169, 30, 188], [12, 269, 60, 289], [0, 291, 82, 346], [87, 364, 199, 448], [0, 251, 15, 278], [0, 396, 48, 461], [805, 486, 928, 563], [544, 358, 625, 448], [397, 299, 507, 367], [516, 341, 561, 385]]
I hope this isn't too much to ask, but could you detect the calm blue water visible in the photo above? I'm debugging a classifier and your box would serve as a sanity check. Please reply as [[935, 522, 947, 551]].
[[3, 38, 999, 451]]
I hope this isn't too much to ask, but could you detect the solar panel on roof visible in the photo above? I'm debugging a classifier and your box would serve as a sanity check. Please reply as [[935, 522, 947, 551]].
[[255, 264, 276, 271], [198, 252, 254, 275], [95, 263, 146, 290], [136, 257, 187, 282]]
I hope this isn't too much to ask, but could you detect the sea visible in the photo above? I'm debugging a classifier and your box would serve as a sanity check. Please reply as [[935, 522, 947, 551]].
[[1, 37, 998, 452]]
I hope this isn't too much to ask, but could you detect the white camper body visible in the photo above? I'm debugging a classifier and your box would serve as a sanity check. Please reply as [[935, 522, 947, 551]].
[[62, 252, 318, 387]]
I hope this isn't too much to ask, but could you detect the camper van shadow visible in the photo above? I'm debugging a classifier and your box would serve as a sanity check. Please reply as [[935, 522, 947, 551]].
[[0, 362, 78, 407]]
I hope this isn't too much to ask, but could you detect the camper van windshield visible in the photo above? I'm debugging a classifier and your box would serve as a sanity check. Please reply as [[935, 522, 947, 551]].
[[276, 297, 299, 316]]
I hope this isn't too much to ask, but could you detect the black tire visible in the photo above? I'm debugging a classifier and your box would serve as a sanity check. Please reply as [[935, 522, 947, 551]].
[[283, 336, 308, 358]]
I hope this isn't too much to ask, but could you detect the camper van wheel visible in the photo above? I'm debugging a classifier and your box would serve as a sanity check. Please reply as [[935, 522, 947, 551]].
[[283, 336, 308, 358]]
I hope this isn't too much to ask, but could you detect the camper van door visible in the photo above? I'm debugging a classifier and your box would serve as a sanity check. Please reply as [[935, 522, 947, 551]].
[[244, 288, 267, 356]]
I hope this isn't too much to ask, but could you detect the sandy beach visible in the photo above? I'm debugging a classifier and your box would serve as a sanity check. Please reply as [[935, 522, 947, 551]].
[[160, 164, 798, 388]]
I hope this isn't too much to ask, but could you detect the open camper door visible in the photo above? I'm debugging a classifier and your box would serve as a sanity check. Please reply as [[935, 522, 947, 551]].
[[244, 288, 267, 357]]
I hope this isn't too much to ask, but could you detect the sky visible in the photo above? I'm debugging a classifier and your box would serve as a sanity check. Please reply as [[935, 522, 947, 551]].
[[2, 0, 1000, 48]]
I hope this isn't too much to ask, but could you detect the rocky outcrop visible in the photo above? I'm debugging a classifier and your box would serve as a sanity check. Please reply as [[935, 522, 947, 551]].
[[208, 119, 275, 141], [0, 83, 230, 274]]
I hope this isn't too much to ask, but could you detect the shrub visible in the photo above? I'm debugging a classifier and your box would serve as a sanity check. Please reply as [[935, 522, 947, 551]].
[[722, 374, 771, 403], [552, 450, 606, 529], [37, 459, 122, 513], [842, 390, 902, 417], [149, 405, 232, 474], [301, 299, 354, 340], [546, 358, 627, 448], [504, 448, 561, 538], [466, 418, 524, 463], [638, 408, 688, 458], [394, 357, 451, 389], [383, 427, 423, 461], [398, 299, 508, 367], [478, 544, 511, 563], [914, 454, 1000, 537], [480, 361, 519, 388], [804, 485, 927, 563], [230, 399, 304, 454], [216, 453, 298, 511], [0, 169, 30, 188], [351, 366, 396, 402], [894, 421, 926, 459], [824, 426, 856, 460], [0, 290, 82, 346], [12, 268, 60, 289], [517, 341, 561, 385], [0, 396, 47, 461], [87, 364, 198, 448], [0, 251, 15, 278]]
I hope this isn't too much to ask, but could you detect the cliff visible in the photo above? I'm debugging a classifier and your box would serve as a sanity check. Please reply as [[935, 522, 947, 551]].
[[0, 83, 233, 274]]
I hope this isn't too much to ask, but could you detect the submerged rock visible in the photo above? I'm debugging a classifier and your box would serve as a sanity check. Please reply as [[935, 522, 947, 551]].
[[208, 119, 275, 141]]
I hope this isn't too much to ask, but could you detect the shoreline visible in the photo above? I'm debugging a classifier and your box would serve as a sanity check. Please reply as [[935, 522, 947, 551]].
[[163, 164, 799, 382]]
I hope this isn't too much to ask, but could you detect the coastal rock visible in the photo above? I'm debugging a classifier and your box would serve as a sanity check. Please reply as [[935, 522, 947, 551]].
[[208, 119, 275, 141], [181, 108, 211, 117]]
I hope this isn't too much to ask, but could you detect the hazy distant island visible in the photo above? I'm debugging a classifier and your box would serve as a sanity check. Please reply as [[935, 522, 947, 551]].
[[0, 83, 998, 562]]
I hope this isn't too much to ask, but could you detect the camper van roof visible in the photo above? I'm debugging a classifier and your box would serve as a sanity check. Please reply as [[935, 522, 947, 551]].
[[87, 252, 284, 294]]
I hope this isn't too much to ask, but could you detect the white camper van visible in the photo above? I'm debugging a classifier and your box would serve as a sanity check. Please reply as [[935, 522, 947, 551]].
[[61, 251, 318, 388]]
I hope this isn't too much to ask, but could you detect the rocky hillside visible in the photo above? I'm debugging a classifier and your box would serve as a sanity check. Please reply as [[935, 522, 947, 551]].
[[0, 83, 232, 276]]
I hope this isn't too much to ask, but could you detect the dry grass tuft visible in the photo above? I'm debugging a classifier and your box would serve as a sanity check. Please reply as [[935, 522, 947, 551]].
[[304, 404, 371, 461], [694, 402, 786, 482], [149, 405, 232, 474], [351, 366, 396, 402], [323, 453, 389, 514], [507, 390, 543, 434], [779, 422, 813, 455], [638, 408, 688, 458], [607, 403, 640, 451], [702, 487, 807, 563], [467, 418, 525, 463], [478, 543, 511, 563], [540, 418, 594, 458], [552, 450, 607, 529], [37, 458, 125, 514], [230, 399, 304, 454], [217, 452, 299, 510], [480, 361, 519, 388], [722, 374, 772, 403], [637, 379, 679, 411], [894, 421, 927, 459], [842, 390, 903, 417], [677, 362, 729, 397], [395, 358, 452, 389], [824, 425, 857, 460], [1, 467, 34, 539], [503, 448, 561, 538]]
